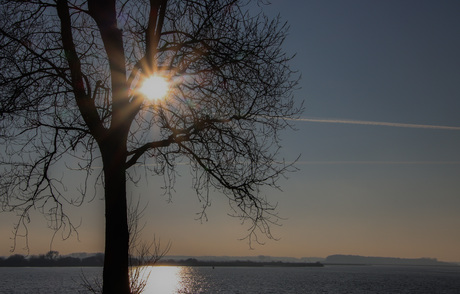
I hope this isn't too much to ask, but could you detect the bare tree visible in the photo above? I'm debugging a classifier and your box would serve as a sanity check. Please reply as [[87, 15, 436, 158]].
[[0, 0, 301, 293], [81, 200, 171, 294]]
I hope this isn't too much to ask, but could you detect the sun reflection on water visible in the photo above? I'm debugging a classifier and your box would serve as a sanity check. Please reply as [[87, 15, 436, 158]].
[[141, 266, 183, 293]]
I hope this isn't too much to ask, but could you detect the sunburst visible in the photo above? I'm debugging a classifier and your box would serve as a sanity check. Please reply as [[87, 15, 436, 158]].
[[139, 75, 170, 101]]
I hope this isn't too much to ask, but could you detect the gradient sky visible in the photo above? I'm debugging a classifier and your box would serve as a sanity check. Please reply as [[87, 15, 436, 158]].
[[2, 0, 460, 262]]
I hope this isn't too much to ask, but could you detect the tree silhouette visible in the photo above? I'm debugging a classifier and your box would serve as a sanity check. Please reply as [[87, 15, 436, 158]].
[[0, 0, 301, 293]]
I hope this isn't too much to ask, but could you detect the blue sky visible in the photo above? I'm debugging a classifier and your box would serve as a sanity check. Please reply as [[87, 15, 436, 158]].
[[1, 0, 460, 261]]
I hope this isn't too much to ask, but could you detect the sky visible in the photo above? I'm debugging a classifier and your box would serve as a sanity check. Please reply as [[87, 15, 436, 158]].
[[1, 0, 460, 262]]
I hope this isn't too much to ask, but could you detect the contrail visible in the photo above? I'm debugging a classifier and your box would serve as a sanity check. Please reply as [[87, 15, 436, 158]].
[[295, 161, 460, 165], [289, 117, 460, 131]]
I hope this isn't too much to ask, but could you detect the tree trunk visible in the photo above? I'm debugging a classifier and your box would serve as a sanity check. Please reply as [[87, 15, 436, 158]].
[[101, 138, 130, 294]]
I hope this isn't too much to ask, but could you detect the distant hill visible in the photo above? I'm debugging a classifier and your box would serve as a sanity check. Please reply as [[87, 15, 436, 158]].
[[325, 254, 455, 266]]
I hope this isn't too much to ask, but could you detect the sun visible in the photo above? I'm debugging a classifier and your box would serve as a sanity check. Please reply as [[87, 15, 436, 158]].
[[139, 75, 170, 101]]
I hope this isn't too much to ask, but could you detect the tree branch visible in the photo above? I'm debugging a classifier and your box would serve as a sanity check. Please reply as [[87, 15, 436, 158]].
[[56, 0, 105, 139]]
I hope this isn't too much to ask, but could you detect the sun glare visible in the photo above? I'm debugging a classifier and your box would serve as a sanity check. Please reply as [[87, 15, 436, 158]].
[[142, 266, 182, 293], [139, 75, 170, 101]]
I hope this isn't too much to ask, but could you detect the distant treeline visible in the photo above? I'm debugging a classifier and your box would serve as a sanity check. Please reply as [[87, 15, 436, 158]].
[[0, 252, 324, 267], [0, 251, 104, 267], [156, 258, 324, 267]]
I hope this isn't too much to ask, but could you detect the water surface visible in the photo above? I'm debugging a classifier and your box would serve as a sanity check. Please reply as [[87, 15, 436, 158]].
[[1, 265, 460, 293]]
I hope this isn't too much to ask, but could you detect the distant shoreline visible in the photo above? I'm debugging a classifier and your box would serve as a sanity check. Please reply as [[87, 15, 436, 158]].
[[1, 253, 458, 267], [0, 257, 324, 268], [324, 254, 457, 267], [156, 259, 324, 267]]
